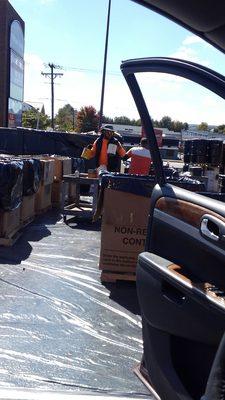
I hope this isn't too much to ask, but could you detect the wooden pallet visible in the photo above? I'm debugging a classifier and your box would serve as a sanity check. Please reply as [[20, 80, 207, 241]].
[[133, 363, 161, 400], [20, 216, 34, 228], [0, 229, 22, 247], [100, 270, 136, 283]]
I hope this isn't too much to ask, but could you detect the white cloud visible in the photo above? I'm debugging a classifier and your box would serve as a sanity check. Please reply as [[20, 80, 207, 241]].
[[182, 35, 205, 46], [170, 46, 210, 67]]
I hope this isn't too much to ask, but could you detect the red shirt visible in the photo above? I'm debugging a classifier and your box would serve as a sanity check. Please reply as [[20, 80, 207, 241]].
[[126, 146, 151, 175]]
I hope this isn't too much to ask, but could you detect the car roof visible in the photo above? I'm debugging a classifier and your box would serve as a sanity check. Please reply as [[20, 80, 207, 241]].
[[132, 0, 225, 54]]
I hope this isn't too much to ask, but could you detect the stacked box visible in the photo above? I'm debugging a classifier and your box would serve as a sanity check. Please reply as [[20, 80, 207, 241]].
[[0, 206, 21, 238], [35, 184, 52, 213], [53, 157, 72, 181], [51, 157, 72, 208], [20, 194, 35, 224], [35, 159, 55, 213]]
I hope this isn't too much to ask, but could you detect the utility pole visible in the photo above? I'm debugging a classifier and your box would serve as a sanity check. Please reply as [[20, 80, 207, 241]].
[[98, 0, 111, 130], [41, 63, 63, 130]]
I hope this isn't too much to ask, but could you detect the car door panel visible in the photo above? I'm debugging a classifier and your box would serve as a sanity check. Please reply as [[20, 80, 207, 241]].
[[137, 251, 225, 400], [149, 184, 225, 288], [137, 184, 225, 400]]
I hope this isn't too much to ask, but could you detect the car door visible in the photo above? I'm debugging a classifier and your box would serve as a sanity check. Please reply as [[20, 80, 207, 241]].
[[121, 58, 225, 400]]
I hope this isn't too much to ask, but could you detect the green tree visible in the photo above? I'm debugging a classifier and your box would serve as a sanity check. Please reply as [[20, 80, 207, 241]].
[[136, 118, 142, 126], [173, 120, 185, 132], [75, 106, 99, 133], [217, 124, 225, 133], [159, 116, 173, 130], [198, 122, 209, 131], [114, 116, 133, 125], [22, 108, 50, 130], [102, 115, 114, 124], [55, 104, 75, 132]]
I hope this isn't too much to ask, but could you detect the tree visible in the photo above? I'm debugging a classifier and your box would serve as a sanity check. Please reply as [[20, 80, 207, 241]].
[[136, 118, 142, 126], [102, 115, 114, 124], [159, 116, 173, 130], [216, 124, 225, 133], [172, 121, 188, 132], [55, 104, 76, 132], [114, 116, 133, 125], [22, 107, 50, 130], [198, 122, 209, 131], [75, 106, 99, 133]]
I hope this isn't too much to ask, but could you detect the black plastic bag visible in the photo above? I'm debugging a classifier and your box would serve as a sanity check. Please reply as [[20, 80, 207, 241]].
[[23, 159, 42, 196], [0, 161, 23, 210]]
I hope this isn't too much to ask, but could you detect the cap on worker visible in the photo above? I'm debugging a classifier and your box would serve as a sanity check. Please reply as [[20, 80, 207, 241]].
[[104, 124, 114, 130], [101, 124, 114, 132]]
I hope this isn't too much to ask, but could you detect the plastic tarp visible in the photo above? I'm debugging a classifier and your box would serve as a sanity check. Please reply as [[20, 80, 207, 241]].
[[101, 174, 156, 197], [22, 159, 42, 196], [0, 161, 23, 210], [0, 212, 150, 397], [0, 128, 98, 158]]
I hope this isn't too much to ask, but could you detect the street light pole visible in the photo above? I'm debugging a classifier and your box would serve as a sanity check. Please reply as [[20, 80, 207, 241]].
[[72, 108, 75, 131], [98, 0, 111, 131]]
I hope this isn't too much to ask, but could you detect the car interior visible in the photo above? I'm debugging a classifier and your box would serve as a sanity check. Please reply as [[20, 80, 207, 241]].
[[123, 2, 225, 399]]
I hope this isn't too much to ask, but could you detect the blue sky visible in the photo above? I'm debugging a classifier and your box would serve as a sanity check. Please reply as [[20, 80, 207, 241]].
[[10, 0, 225, 124]]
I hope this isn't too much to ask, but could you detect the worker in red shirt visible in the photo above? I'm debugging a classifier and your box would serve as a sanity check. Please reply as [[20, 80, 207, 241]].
[[83, 126, 126, 172], [124, 138, 152, 175]]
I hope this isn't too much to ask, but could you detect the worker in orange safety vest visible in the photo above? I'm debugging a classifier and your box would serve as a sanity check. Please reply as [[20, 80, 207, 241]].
[[83, 126, 126, 172]]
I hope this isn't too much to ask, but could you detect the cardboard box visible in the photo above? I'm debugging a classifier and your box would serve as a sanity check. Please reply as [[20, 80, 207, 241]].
[[0, 206, 21, 237], [40, 159, 55, 185], [51, 181, 68, 207], [99, 188, 150, 272], [35, 184, 52, 212], [20, 195, 35, 223], [53, 157, 72, 181], [32, 157, 54, 185]]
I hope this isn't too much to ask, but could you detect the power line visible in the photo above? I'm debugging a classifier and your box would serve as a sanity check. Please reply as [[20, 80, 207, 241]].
[[24, 59, 120, 77], [41, 63, 63, 129]]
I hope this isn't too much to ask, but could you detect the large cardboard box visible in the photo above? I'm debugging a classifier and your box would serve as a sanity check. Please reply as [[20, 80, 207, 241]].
[[99, 188, 151, 272], [35, 184, 52, 213], [20, 195, 35, 223], [0, 206, 21, 237], [34, 159, 55, 185], [53, 157, 72, 181], [51, 181, 69, 208]]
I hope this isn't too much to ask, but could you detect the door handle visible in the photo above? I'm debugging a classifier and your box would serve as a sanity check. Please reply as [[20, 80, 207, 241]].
[[162, 281, 186, 305], [200, 214, 225, 242]]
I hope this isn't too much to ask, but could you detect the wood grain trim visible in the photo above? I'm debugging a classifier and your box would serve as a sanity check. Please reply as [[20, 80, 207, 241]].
[[155, 197, 225, 228], [168, 263, 192, 283], [168, 263, 225, 306]]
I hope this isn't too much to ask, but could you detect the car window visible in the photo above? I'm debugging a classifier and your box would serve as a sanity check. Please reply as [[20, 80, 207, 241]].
[[136, 72, 225, 198]]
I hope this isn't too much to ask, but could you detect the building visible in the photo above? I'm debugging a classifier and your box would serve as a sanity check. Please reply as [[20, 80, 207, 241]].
[[182, 129, 225, 141], [0, 0, 25, 127]]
